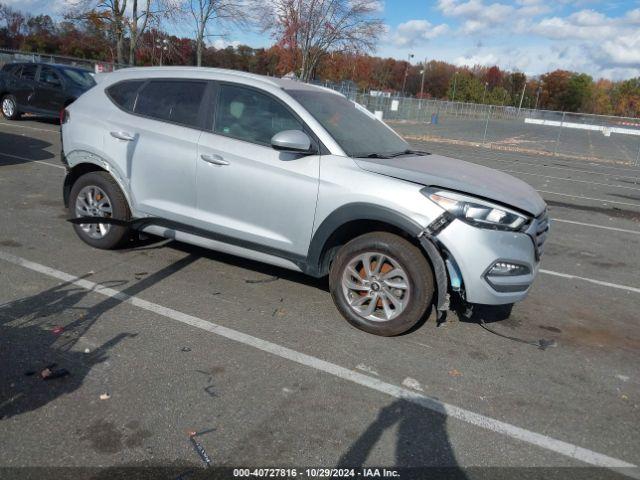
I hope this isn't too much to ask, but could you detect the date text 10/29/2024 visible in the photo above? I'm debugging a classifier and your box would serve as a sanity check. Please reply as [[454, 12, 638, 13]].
[[233, 468, 400, 478]]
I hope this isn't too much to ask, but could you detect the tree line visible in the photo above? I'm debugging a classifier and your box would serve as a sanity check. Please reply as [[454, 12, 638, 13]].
[[1, 1, 639, 117]]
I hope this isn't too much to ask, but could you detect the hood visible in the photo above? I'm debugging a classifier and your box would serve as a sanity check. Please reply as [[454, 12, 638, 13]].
[[355, 154, 546, 217]]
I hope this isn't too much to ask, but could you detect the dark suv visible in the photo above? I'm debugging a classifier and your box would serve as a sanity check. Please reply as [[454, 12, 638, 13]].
[[0, 62, 96, 120]]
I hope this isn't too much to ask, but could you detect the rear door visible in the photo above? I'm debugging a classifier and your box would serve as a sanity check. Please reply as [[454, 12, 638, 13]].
[[105, 78, 208, 222], [34, 66, 66, 114], [14, 64, 38, 109], [195, 82, 320, 258]]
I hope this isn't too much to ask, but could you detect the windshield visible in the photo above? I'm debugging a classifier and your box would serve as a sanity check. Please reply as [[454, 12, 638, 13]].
[[60, 68, 96, 88], [286, 89, 410, 158]]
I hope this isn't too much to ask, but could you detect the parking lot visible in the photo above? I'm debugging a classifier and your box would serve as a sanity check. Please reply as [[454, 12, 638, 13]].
[[1, 117, 639, 478]]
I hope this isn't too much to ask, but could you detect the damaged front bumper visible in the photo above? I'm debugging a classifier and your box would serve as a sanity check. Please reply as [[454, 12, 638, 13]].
[[432, 217, 544, 306]]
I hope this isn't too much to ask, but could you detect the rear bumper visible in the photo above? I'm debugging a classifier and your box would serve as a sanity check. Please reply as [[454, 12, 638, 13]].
[[436, 219, 541, 305]]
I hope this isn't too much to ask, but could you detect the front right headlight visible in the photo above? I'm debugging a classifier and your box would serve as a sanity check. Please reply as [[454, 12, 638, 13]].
[[423, 188, 530, 231]]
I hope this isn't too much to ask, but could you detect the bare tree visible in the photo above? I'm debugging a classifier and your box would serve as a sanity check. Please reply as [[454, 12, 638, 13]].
[[184, 0, 250, 67], [128, 0, 152, 65], [262, 0, 383, 81]]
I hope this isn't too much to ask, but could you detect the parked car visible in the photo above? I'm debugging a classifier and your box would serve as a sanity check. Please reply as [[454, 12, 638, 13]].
[[0, 62, 95, 120], [61, 67, 549, 336]]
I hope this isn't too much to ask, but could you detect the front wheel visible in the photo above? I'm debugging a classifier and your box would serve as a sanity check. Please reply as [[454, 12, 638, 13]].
[[1, 94, 20, 120], [329, 232, 435, 336]]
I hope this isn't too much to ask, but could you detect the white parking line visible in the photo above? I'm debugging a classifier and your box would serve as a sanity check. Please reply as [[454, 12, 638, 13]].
[[503, 169, 640, 192], [552, 218, 640, 235], [0, 250, 637, 473], [538, 190, 640, 208], [0, 151, 65, 170], [540, 269, 640, 294], [0, 121, 59, 134]]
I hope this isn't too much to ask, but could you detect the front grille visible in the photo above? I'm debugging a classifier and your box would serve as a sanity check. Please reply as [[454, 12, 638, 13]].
[[532, 210, 550, 259]]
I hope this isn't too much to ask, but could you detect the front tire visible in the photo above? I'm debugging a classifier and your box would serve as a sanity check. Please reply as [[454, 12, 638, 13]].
[[329, 232, 434, 336], [69, 171, 131, 249], [1, 94, 20, 120]]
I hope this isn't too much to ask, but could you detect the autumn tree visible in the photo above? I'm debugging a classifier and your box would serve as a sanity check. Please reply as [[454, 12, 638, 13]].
[[183, 0, 250, 67], [261, 0, 383, 81]]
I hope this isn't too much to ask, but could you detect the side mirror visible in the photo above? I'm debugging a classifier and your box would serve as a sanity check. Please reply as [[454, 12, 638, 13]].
[[271, 130, 313, 153]]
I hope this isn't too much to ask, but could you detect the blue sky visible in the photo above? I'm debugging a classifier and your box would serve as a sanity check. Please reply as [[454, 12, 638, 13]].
[[7, 0, 640, 80]]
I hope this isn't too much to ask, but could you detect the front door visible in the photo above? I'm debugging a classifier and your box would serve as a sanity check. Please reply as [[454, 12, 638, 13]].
[[196, 83, 320, 258]]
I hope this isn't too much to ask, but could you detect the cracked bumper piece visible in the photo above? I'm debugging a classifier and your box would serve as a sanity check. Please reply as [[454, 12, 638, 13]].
[[436, 219, 539, 305]]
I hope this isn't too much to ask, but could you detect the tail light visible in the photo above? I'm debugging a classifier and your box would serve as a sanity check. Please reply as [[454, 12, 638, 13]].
[[60, 108, 70, 124]]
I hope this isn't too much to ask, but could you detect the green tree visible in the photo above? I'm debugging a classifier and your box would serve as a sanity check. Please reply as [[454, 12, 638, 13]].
[[563, 73, 594, 112]]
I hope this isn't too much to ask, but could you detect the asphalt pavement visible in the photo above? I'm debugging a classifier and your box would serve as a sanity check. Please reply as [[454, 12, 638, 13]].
[[0, 117, 639, 479]]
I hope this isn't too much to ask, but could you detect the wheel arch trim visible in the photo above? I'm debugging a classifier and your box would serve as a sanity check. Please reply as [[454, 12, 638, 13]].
[[63, 153, 132, 210], [307, 203, 449, 310]]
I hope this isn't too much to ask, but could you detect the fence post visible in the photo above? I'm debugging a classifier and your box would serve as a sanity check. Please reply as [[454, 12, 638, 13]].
[[635, 142, 640, 167], [482, 105, 492, 145], [554, 112, 566, 157]]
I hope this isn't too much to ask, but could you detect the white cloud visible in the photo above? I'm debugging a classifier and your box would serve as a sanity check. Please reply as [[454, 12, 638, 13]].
[[393, 19, 449, 47], [437, 0, 550, 34]]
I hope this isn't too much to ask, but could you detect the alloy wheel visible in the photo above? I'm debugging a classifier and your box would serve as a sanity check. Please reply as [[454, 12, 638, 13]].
[[2, 98, 15, 118], [75, 185, 113, 239], [341, 252, 410, 322]]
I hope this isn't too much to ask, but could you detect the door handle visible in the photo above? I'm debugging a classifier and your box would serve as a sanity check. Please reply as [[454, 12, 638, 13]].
[[201, 153, 229, 166], [110, 131, 135, 141]]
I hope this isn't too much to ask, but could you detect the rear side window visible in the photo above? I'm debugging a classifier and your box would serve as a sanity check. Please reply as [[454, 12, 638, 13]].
[[21, 64, 38, 80], [134, 80, 206, 128], [107, 80, 145, 111]]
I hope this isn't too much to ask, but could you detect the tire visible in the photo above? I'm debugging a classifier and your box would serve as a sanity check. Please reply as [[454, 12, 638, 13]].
[[329, 232, 435, 336], [1, 94, 20, 120], [68, 171, 131, 249]]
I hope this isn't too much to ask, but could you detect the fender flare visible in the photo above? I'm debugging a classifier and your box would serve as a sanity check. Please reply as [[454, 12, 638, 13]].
[[63, 153, 133, 210], [307, 203, 449, 310]]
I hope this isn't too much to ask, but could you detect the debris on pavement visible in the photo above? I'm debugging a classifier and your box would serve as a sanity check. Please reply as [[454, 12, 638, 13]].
[[181, 346, 192, 352], [188, 430, 212, 468], [51, 326, 64, 334], [99, 392, 111, 400], [449, 369, 463, 377], [40, 366, 70, 380], [245, 276, 279, 284], [355, 364, 379, 376], [401, 377, 424, 391]]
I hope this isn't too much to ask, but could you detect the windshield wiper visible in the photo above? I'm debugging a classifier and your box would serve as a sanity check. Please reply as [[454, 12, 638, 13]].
[[388, 149, 431, 158], [361, 153, 392, 159]]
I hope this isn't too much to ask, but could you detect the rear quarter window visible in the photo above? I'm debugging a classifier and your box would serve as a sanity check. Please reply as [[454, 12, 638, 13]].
[[106, 80, 145, 111]]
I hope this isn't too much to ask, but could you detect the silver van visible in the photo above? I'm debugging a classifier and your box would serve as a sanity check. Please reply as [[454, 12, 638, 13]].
[[61, 67, 548, 336]]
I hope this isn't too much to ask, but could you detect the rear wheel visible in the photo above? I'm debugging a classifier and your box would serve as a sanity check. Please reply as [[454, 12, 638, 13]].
[[1, 94, 20, 120], [69, 171, 131, 249], [329, 232, 434, 336]]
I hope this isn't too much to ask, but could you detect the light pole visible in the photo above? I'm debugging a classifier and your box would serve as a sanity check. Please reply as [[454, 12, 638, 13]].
[[451, 71, 458, 102], [482, 81, 488, 104], [420, 58, 427, 98], [518, 77, 527, 113], [534, 86, 542, 110], [155, 38, 169, 66], [401, 53, 414, 97]]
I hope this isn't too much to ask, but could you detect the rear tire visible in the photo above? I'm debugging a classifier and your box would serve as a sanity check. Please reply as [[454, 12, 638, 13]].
[[329, 232, 434, 336], [69, 171, 131, 249], [1, 94, 20, 120]]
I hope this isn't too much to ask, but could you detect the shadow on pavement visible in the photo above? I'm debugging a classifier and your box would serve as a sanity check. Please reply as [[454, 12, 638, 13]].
[[0, 254, 198, 420], [0, 131, 54, 165], [337, 399, 465, 474]]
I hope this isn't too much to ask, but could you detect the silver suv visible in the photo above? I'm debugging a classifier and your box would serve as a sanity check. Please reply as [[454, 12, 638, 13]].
[[61, 67, 549, 336]]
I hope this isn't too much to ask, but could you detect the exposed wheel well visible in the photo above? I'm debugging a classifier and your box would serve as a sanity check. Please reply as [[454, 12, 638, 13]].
[[317, 220, 422, 276], [63, 163, 107, 207]]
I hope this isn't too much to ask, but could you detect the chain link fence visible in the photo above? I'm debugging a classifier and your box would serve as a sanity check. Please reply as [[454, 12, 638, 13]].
[[0, 48, 127, 73], [350, 93, 640, 167]]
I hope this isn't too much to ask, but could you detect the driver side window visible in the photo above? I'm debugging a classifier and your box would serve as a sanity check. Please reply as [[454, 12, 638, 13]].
[[214, 84, 302, 146], [40, 67, 61, 87]]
